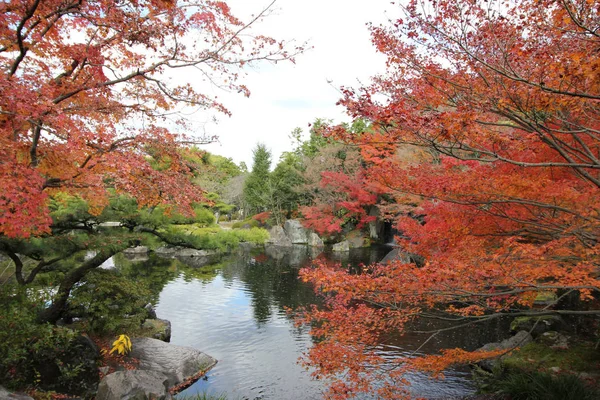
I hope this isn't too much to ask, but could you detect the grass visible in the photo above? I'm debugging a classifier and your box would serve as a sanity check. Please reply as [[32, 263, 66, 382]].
[[491, 370, 599, 400], [164, 224, 269, 251], [502, 341, 600, 373]]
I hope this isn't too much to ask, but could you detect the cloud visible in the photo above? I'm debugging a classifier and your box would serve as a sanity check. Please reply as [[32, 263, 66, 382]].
[[185, 0, 395, 168]]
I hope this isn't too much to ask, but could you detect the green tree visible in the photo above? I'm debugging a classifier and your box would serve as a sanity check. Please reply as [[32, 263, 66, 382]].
[[270, 152, 305, 222], [243, 143, 273, 215], [290, 118, 332, 158]]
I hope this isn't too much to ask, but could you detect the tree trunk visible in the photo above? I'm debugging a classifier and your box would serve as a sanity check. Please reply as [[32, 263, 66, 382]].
[[37, 248, 123, 324]]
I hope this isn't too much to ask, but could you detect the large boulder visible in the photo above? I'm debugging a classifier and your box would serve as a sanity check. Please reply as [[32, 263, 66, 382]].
[[509, 315, 563, 338], [123, 246, 149, 255], [175, 248, 219, 258], [380, 248, 425, 267], [288, 245, 309, 267], [538, 331, 570, 349], [128, 338, 217, 387], [154, 246, 180, 257], [175, 249, 221, 268], [346, 230, 370, 248], [284, 220, 309, 244], [332, 240, 350, 252], [96, 371, 171, 400], [307, 232, 324, 248], [266, 226, 293, 247], [264, 244, 287, 261], [477, 330, 533, 371], [123, 253, 149, 263]]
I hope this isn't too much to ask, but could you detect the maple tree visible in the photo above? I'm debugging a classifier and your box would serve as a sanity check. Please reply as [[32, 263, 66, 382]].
[[298, 119, 382, 237], [0, 0, 299, 323], [298, 0, 600, 398]]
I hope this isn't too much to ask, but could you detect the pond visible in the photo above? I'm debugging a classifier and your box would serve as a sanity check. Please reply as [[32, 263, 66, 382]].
[[114, 245, 509, 400]]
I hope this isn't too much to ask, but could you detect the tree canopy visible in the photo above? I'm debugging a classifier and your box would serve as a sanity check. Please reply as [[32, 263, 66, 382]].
[[298, 0, 600, 398], [243, 142, 272, 215], [0, 0, 298, 238], [0, 0, 298, 323]]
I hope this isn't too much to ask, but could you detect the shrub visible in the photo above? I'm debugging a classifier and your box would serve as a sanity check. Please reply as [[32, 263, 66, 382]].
[[488, 370, 599, 400], [68, 269, 152, 335], [193, 207, 217, 227], [232, 218, 259, 229], [252, 211, 271, 225], [0, 288, 98, 394], [232, 227, 270, 244]]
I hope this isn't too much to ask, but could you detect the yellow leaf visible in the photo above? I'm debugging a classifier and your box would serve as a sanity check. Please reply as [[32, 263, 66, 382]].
[[110, 334, 132, 355]]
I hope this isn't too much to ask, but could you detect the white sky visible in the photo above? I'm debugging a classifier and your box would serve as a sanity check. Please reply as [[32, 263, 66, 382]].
[[193, 0, 396, 168]]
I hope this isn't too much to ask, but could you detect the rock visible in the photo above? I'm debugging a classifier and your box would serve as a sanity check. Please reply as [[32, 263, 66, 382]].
[[284, 219, 309, 244], [533, 291, 558, 306], [175, 248, 219, 257], [477, 331, 533, 372], [266, 226, 292, 247], [141, 319, 172, 342], [578, 372, 600, 381], [123, 246, 149, 255], [381, 248, 409, 264], [96, 370, 171, 400], [154, 246, 180, 257], [479, 330, 533, 352], [346, 230, 370, 248], [538, 331, 569, 349], [330, 249, 349, 263], [307, 232, 324, 247], [509, 316, 563, 337], [174, 248, 221, 268], [380, 248, 425, 267], [264, 245, 287, 261], [332, 240, 350, 252], [144, 303, 157, 319], [128, 338, 217, 388], [123, 253, 150, 263], [99, 257, 117, 270], [236, 242, 258, 253], [549, 366, 561, 373], [0, 386, 34, 400], [288, 245, 309, 267], [308, 246, 324, 259]]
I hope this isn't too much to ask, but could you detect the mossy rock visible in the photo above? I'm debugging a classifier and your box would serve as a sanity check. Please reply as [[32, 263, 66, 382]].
[[346, 230, 371, 248], [533, 291, 558, 306], [509, 315, 563, 337], [136, 319, 172, 342], [502, 341, 600, 374]]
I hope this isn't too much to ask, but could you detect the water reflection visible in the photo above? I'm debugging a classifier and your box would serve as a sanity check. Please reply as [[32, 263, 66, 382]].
[[112, 246, 505, 399]]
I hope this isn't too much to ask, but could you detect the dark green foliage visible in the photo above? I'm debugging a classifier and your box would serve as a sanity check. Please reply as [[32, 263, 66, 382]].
[[290, 119, 332, 158], [204, 192, 236, 216], [243, 143, 272, 214], [0, 288, 98, 394], [168, 206, 216, 227], [232, 218, 260, 229], [271, 152, 305, 220], [171, 225, 268, 250], [490, 371, 599, 400], [68, 268, 153, 334]]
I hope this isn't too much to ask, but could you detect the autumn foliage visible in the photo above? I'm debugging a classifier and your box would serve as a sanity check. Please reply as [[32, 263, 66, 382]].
[[298, 0, 600, 398], [0, 0, 297, 238], [0, 0, 300, 329]]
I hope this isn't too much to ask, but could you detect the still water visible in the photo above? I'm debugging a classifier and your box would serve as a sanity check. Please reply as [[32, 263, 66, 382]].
[[120, 245, 508, 399]]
